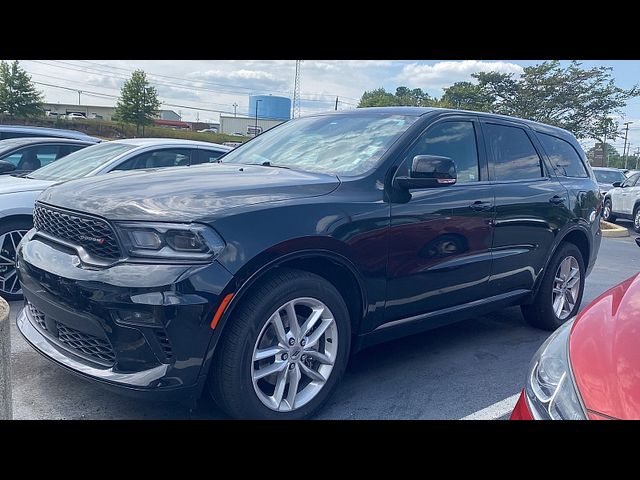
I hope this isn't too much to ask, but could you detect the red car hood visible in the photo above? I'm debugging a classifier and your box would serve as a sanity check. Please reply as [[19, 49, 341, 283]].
[[570, 273, 640, 419]]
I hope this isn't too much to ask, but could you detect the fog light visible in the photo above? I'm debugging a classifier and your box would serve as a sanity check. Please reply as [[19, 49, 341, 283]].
[[116, 309, 157, 326]]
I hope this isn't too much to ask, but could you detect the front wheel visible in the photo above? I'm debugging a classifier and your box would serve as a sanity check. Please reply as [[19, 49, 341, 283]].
[[634, 206, 640, 233], [603, 198, 616, 222], [208, 269, 351, 419], [0, 218, 32, 301], [521, 242, 585, 331]]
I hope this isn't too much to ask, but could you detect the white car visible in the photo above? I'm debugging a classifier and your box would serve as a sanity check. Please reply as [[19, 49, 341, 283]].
[[65, 113, 87, 120], [603, 171, 640, 231], [0, 138, 231, 300]]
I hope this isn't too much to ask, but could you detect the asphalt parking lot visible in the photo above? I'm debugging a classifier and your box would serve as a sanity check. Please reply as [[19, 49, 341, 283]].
[[7, 232, 640, 419]]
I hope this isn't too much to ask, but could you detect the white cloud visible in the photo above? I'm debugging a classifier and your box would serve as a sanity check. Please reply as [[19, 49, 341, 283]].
[[394, 60, 524, 91]]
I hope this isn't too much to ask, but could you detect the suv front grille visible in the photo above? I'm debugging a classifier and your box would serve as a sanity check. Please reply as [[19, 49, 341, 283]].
[[33, 203, 121, 260], [26, 301, 116, 366], [56, 323, 116, 365]]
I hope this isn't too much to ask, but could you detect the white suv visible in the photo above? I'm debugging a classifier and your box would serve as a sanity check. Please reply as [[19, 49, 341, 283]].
[[603, 171, 640, 231]]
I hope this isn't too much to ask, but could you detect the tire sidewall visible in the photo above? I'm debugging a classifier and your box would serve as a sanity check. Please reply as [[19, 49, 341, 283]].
[[226, 274, 350, 419], [634, 207, 640, 233], [603, 199, 613, 221], [541, 243, 585, 329], [0, 217, 33, 301]]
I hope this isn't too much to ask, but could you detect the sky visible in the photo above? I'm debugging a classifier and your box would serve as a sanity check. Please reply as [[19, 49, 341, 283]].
[[9, 59, 640, 151]]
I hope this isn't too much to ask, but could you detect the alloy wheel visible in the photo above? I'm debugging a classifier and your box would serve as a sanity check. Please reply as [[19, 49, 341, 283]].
[[552, 256, 581, 320], [604, 202, 611, 220], [251, 297, 338, 412], [0, 229, 27, 296], [635, 209, 640, 230]]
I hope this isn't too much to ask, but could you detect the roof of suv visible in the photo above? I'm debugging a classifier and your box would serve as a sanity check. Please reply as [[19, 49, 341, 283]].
[[0, 124, 101, 142], [335, 107, 576, 140]]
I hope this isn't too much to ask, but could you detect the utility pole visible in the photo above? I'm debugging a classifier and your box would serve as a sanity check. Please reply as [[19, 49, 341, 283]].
[[635, 147, 640, 169], [335, 96, 339, 111], [292, 60, 302, 119], [623, 122, 633, 169], [254, 99, 262, 137], [233, 102, 238, 117], [603, 120, 608, 167], [78, 90, 82, 105]]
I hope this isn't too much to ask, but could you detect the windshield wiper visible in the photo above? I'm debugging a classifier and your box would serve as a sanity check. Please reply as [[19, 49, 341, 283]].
[[246, 161, 290, 169]]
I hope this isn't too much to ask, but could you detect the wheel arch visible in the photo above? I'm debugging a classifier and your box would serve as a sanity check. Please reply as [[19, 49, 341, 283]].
[[196, 248, 368, 392]]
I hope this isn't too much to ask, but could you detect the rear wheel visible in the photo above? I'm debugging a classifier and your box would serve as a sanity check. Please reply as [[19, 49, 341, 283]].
[[634, 206, 640, 233], [0, 218, 32, 301], [521, 242, 585, 331], [208, 269, 351, 419], [603, 198, 616, 222]]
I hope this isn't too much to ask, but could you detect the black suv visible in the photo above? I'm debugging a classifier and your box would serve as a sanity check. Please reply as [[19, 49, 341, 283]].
[[16, 107, 601, 419]]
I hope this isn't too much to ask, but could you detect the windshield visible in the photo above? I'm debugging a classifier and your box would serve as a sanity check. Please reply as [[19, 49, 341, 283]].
[[594, 169, 625, 184], [28, 142, 135, 181], [222, 113, 417, 176]]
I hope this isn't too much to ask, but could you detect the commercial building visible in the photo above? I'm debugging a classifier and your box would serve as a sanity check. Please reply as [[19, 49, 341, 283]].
[[42, 103, 180, 122], [221, 94, 291, 136]]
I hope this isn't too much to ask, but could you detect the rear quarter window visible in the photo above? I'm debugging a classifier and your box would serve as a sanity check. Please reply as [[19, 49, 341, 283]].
[[537, 132, 589, 178]]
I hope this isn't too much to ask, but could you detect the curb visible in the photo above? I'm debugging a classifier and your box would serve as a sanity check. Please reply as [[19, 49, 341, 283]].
[[0, 297, 11, 420], [600, 220, 630, 238]]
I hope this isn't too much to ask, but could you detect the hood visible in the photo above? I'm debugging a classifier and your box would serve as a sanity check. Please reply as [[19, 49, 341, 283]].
[[37, 163, 340, 222], [570, 273, 640, 419], [0, 175, 55, 195]]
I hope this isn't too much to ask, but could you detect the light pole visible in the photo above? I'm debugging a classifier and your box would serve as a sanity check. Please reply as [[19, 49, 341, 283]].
[[254, 99, 262, 137], [233, 102, 238, 117], [623, 121, 633, 169]]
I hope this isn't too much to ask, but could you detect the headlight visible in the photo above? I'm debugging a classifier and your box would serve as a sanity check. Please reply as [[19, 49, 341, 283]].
[[116, 222, 225, 261], [525, 319, 587, 420]]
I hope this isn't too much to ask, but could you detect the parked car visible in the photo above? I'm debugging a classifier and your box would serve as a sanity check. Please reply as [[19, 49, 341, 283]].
[[198, 128, 218, 133], [592, 167, 626, 195], [602, 171, 640, 230], [511, 236, 640, 420], [65, 113, 87, 120], [0, 124, 101, 142], [624, 169, 640, 178], [0, 137, 97, 176], [0, 138, 231, 300], [15, 107, 601, 419]]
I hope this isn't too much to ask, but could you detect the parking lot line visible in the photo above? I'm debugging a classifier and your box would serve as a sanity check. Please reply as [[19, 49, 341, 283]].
[[460, 393, 520, 420]]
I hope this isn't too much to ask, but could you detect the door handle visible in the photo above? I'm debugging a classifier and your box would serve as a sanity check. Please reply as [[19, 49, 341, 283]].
[[549, 195, 566, 205], [469, 201, 493, 211]]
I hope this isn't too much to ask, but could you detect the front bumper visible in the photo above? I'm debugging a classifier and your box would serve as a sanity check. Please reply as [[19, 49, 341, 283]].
[[16, 230, 234, 399]]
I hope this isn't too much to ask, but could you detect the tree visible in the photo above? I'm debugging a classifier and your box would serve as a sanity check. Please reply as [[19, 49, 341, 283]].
[[358, 86, 437, 108], [0, 60, 43, 118], [114, 70, 161, 135], [357, 61, 639, 142]]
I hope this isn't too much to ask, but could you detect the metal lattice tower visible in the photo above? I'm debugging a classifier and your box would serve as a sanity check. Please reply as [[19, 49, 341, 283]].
[[292, 60, 302, 118]]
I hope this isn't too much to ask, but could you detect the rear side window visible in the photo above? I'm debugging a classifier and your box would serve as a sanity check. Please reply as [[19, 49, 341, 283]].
[[537, 133, 588, 178], [484, 123, 543, 181]]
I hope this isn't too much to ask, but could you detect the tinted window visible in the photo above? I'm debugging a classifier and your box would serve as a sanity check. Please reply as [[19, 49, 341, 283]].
[[484, 124, 543, 181], [622, 172, 640, 187], [401, 121, 480, 183], [537, 133, 588, 178], [193, 149, 226, 165], [112, 148, 196, 171], [594, 169, 626, 185], [0, 145, 60, 169]]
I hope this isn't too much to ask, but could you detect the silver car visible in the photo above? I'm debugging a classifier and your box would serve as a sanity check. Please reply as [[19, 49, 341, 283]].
[[603, 171, 640, 231], [0, 138, 231, 300]]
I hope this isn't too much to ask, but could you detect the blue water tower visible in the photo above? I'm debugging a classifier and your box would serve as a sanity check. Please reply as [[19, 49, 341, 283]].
[[248, 95, 291, 121]]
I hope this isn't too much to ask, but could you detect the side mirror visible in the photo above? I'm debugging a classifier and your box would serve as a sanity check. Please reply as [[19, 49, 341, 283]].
[[612, 181, 622, 188], [396, 155, 457, 189], [0, 160, 16, 174]]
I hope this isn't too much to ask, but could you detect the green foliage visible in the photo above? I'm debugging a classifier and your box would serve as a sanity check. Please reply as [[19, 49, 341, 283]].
[[114, 70, 161, 135], [359, 61, 639, 142], [358, 87, 437, 107], [0, 60, 43, 118]]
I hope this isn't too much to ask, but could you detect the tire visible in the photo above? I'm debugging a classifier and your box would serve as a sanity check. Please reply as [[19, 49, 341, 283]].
[[603, 198, 616, 222], [208, 268, 351, 419], [521, 242, 585, 331], [0, 217, 32, 301], [634, 205, 640, 233]]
